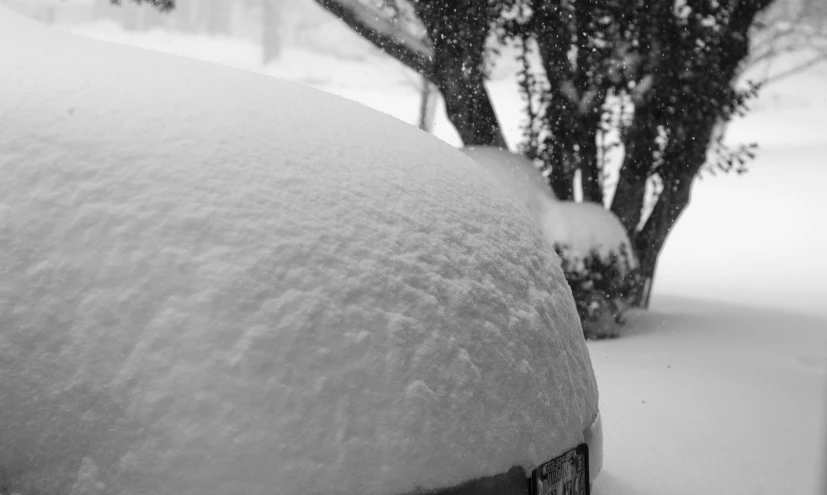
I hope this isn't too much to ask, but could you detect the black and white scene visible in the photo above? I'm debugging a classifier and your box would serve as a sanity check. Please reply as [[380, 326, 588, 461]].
[[1, 0, 825, 494]]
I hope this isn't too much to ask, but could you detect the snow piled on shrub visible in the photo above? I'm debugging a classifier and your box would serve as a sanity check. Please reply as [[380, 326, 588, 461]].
[[540, 202, 636, 269], [462, 146, 634, 265]]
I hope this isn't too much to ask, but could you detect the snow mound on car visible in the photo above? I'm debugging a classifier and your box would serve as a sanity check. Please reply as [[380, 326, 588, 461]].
[[462, 146, 557, 222], [0, 8, 597, 495]]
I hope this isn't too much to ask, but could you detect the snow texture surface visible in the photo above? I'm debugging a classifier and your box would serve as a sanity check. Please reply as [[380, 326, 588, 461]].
[[0, 8, 598, 495], [463, 147, 634, 265]]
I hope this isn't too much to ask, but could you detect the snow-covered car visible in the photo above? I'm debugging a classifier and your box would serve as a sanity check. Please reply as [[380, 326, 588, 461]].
[[0, 7, 602, 495]]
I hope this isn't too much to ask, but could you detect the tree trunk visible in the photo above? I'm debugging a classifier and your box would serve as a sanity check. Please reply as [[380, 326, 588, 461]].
[[632, 175, 692, 307], [541, 93, 580, 201], [418, 77, 438, 133], [579, 115, 603, 204], [262, 0, 282, 64], [313, 0, 432, 75], [531, 6, 584, 199], [120, 1, 141, 30], [631, 117, 717, 307], [548, 157, 575, 201], [430, 56, 506, 147], [408, 0, 505, 147], [609, 103, 657, 235], [312, 0, 503, 148]]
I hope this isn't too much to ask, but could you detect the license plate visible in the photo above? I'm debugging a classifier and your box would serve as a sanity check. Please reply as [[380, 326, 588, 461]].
[[530, 444, 589, 495]]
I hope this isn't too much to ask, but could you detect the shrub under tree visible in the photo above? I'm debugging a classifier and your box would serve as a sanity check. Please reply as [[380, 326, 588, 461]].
[[554, 243, 640, 339]]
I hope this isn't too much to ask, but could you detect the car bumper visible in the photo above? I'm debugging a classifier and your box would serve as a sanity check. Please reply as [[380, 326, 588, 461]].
[[584, 411, 604, 485], [412, 411, 604, 495]]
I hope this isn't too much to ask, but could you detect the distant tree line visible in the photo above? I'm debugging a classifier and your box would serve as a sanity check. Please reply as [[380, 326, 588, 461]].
[[104, 0, 284, 63]]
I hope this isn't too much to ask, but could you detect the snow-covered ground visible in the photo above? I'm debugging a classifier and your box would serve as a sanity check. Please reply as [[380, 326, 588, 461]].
[[24, 5, 827, 494], [592, 297, 827, 495]]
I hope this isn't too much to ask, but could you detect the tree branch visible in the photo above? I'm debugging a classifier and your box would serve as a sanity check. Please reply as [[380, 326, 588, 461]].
[[313, 0, 433, 76], [761, 54, 827, 83]]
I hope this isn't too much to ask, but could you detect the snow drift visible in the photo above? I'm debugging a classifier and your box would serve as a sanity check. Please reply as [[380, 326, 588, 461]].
[[0, 7, 597, 495]]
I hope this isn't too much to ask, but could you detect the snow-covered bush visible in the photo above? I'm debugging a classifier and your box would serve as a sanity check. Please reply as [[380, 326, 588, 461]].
[[464, 146, 638, 338], [0, 7, 599, 495], [553, 244, 641, 339]]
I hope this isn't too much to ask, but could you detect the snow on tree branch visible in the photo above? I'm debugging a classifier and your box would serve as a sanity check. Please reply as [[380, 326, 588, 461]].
[[313, 0, 433, 75]]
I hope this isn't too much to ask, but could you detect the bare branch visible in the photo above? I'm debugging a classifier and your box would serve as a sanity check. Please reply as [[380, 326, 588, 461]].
[[761, 54, 827, 83], [743, 0, 827, 85]]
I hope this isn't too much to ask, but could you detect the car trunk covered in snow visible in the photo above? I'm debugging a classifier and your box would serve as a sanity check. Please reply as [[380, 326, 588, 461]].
[[0, 7, 599, 495]]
